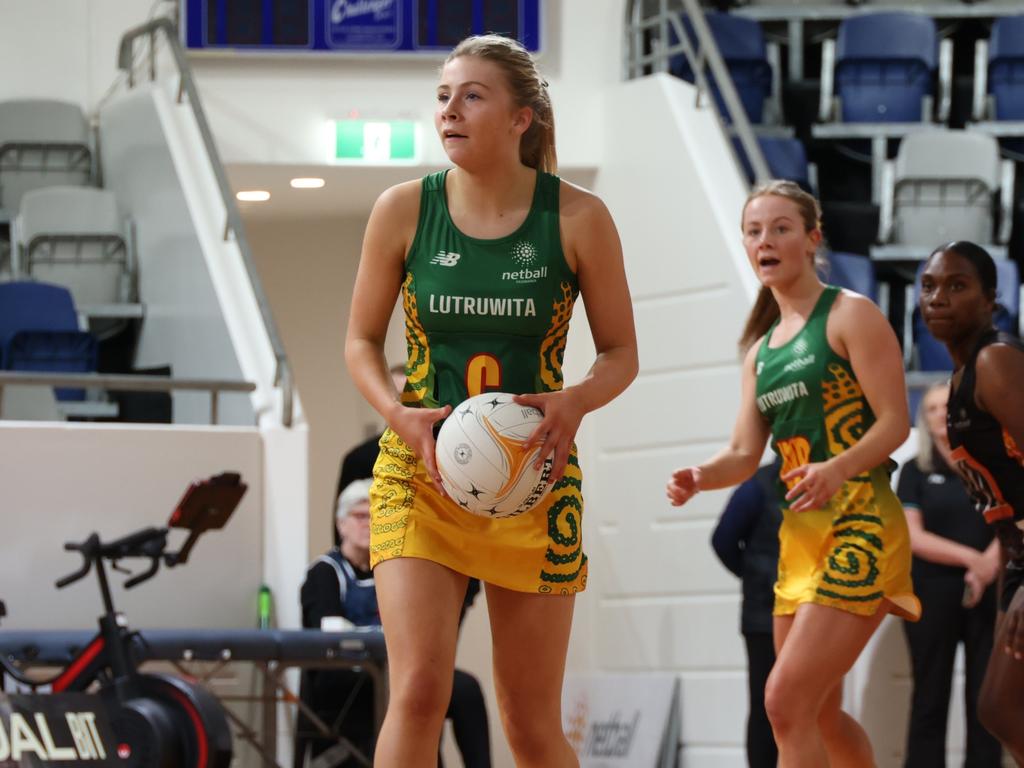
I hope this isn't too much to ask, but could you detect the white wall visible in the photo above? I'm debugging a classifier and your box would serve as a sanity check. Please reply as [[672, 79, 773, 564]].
[[0, 0, 157, 107], [0, 421, 263, 630]]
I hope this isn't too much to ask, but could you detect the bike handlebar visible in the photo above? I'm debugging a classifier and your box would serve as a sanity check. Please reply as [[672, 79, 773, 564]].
[[55, 563, 92, 589], [55, 534, 99, 589], [56, 529, 170, 591], [102, 527, 168, 561], [124, 558, 161, 589]]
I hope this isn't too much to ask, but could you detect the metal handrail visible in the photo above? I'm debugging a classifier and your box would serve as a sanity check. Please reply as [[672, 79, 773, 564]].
[[0, 371, 256, 425], [115, 17, 294, 427], [624, 0, 771, 184]]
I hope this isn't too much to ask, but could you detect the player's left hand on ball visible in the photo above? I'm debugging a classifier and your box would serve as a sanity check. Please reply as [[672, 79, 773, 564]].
[[783, 461, 844, 512], [514, 390, 586, 486], [390, 402, 451, 490]]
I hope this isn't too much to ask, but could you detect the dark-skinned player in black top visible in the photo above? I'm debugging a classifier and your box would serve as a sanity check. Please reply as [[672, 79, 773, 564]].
[[920, 240, 1024, 764]]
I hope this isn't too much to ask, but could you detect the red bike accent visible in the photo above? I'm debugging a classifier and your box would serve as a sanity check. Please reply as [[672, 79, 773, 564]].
[[171, 688, 209, 768], [52, 636, 105, 692]]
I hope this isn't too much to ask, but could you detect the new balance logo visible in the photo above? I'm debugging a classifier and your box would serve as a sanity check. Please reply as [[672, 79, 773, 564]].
[[430, 250, 461, 267]]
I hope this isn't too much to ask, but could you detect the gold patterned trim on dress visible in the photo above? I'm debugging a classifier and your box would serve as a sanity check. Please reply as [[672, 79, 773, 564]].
[[538, 281, 577, 393], [368, 430, 418, 566], [402, 272, 431, 405], [823, 362, 868, 467], [815, 505, 885, 605], [538, 451, 586, 594]]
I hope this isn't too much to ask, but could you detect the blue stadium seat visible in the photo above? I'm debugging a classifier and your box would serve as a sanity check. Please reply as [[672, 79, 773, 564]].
[[814, 13, 949, 205], [669, 12, 773, 124], [732, 136, 811, 191], [826, 252, 878, 303], [993, 258, 1021, 333], [989, 15, 1024, 121], [0, 281, 97, 400], [835, 13, 937, 123]]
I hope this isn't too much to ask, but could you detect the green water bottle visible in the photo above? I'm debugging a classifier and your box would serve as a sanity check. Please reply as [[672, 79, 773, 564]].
[[257, 584, 273, 629]]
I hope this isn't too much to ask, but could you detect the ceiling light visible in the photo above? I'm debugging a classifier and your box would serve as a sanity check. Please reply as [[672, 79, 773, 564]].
[[290, 177, 325, 189], [236, 190, 270, 202]]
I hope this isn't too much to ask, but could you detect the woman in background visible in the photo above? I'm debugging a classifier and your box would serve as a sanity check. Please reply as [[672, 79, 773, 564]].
[[667, 180, 918, 767]]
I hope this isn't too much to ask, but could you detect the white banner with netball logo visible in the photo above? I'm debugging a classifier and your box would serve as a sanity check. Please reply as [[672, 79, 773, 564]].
[[562, 673, 680, 767]]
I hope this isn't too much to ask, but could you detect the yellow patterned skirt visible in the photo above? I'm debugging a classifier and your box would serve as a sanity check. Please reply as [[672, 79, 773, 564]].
[[774, 474, 920, 620], [368, 429, 588, 594]]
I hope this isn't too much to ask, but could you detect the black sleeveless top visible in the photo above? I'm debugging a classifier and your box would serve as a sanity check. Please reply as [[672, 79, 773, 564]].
[[946, 329, 1024, 525]]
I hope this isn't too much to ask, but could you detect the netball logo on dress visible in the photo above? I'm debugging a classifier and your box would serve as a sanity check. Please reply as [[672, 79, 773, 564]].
[[430, 250, 461, 267], [503, 241, 546, 284], [511, 240, 537, 266], [783, 336, 815, 373]]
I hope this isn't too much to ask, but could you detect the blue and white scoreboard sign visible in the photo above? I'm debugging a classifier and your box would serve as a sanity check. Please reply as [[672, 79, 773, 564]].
[[183, 0, 540, 53]]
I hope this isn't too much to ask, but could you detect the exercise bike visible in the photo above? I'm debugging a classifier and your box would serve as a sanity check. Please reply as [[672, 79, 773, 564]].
[[0, 472, 247, 767]]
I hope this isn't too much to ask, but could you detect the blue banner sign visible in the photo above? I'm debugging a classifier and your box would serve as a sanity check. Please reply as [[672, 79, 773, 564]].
[[328, 0, 400, 49], [183, 0, 540, 53]]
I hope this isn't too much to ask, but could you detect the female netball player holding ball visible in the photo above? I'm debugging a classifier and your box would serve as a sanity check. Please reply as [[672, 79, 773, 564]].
[[345, 35, 637, 767], [919, 241, 1024, 763], [666, 181, 919, 767]]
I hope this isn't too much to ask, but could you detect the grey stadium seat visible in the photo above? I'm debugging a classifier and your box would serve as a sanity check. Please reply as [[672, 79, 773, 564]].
[[879, 130, 1011, 249], [0, 99, 92, 214], [15, 186, 133, 307]]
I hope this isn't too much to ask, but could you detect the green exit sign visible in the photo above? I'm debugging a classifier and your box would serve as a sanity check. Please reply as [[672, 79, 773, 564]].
[[335, 120, 419, 163]]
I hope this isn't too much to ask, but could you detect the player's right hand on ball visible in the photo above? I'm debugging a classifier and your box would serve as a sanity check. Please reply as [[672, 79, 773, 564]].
[[389, 403, 451, 489], [666, 466, 702, 506]]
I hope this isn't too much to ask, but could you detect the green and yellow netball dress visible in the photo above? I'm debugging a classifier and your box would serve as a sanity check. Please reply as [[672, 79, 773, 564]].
[[755, 286, 919, 619], [369, 170, 586, 594]]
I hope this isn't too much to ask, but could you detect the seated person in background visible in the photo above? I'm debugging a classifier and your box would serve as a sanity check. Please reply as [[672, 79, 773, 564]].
[[711, 458, 783, 768], [296, 478, 379, 767], [297, 479, 491, 768], [897, 382, 1002, 767]]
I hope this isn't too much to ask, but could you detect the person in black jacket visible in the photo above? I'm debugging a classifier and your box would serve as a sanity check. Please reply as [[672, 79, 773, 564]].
[[297, 480, 491, 767], [711, 459, 783, 768]]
